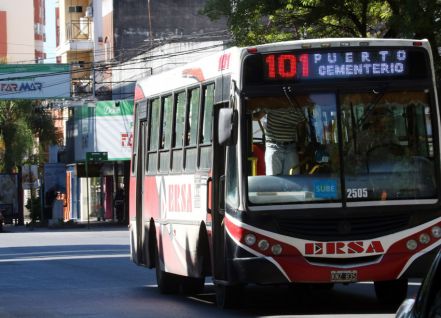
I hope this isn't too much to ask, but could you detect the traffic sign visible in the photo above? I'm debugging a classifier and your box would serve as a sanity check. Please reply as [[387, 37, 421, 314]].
[[86, 152, 108, 162]]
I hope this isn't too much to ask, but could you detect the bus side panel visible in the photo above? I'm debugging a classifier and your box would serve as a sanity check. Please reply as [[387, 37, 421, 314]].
[[129, 175, 137, 220], [151, 174, 209, 278], [129, 174, 138, 263]]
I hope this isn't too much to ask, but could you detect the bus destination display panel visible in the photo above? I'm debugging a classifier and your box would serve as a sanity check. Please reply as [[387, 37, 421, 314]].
[[244, 48, 429, 84]]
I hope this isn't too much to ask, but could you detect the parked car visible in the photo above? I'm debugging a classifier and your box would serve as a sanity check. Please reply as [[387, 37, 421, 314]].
[[396, 247, 441, 318]]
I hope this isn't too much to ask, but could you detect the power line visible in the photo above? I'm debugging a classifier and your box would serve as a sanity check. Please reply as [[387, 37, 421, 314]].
[[0, 40, 231, 98], [0, 40, 230, 82], [2, 29, 231, 65]]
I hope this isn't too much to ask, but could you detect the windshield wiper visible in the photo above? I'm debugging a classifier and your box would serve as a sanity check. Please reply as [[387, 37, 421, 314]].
[[357, 86, 389, 128]]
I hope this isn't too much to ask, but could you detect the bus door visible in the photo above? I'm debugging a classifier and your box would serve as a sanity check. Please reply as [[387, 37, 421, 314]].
[[135, 120, 147, 264], [211, 102, 229, 280]]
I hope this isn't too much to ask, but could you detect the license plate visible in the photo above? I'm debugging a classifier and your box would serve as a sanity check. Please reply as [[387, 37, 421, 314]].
[[330, 270, 358, 282]]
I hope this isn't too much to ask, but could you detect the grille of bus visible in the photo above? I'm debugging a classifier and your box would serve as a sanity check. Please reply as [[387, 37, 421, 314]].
[[276, 213, 410, 240], [305, 255, 382, 267]]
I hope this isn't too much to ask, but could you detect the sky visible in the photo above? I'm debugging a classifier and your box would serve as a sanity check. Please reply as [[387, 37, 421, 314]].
[[44, 0, 56, 63]]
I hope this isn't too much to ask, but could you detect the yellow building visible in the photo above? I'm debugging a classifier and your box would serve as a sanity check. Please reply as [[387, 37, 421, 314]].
[[55, 0, 94, 98]]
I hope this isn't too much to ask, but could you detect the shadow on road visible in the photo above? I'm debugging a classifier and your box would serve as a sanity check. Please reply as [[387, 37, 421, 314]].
[[150, 282, 419, 317]]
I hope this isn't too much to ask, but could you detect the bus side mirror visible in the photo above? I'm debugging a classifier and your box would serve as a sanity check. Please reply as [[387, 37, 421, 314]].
[[218, 108, 237, 146]]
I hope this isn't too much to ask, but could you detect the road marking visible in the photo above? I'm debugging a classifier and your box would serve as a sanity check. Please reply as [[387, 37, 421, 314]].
[[0, 254, 130, 262], [0, 249, 127, 257]]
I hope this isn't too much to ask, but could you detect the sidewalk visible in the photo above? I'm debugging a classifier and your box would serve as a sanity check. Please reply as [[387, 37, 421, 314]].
[[1, 220, 128, 233]]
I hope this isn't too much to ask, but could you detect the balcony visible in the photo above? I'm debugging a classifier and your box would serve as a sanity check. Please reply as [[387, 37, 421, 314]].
[[56, 19, 93, 55], [71, 77, 93, 98], [67, 19, 91, 40]]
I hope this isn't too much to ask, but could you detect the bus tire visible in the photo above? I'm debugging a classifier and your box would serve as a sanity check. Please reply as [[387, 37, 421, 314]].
[[197, 223, 211, 276], [374, 278, 408, 305], [154, 243, 180, 294], [215, 284, 243, 309], [145, 221, 156, 268]]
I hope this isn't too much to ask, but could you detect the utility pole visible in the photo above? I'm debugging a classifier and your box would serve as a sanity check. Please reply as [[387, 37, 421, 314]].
[[148, 0, 153, 44]]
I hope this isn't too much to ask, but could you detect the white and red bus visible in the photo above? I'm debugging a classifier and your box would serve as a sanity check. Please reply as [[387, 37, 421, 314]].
[[130, 38, 441, 307]]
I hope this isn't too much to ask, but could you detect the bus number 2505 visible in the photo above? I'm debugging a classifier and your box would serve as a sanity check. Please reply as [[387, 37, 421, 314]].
[[346, 188, 368, 199]]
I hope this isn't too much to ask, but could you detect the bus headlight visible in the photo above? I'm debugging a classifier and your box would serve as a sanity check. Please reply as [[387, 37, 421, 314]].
[[271, 244, 282, 255], [419, 233, 430, 244], [244, 233, 256, 246], [406, 239, 418, 251], [431, 226, 441, 239], [258, 240, 269, 251]]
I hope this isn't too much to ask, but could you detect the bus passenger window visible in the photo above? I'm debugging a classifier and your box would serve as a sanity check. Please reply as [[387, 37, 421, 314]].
[[174, 92, 186, 149], [171, 92, 186, 172], [159, 96, 172, 172], [161, 96, 173, 150], [199, 84, 214, 170], [149, 99, 160, 151], [201, 84, 214, 144], [147, 98, 160, 172], [186, 87, 200, 146], [185, 88, 200, 171]]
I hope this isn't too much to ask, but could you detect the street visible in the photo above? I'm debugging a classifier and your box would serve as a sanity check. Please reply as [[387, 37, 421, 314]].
[[0, 225, 420, 318]]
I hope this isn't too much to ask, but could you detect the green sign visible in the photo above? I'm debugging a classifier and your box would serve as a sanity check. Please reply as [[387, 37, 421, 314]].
[[86, 152, 108, 162]]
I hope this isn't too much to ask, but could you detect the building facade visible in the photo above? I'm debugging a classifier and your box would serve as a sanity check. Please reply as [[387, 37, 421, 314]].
[[0, 0, 46, 63], [54, 0, 229, 223], [55, 0, 94, 98]]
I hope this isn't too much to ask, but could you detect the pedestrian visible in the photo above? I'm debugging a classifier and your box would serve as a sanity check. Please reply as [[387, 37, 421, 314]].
[[51, 191, 64, 222], [97, 204, 105, 221], [114, 186, 125, 224]]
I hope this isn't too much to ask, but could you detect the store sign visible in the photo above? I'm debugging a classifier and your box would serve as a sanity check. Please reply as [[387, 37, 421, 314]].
[[76, 100, 134, 161], [0, 64, 71, 99]]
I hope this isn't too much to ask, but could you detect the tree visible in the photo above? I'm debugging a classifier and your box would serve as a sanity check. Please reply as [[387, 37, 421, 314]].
[[201, 0, 441, 80], [202, 0, 392, 45], [0, 100, 60, 173]]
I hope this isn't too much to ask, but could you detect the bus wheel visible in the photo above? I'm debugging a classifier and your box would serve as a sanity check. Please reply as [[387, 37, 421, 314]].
[[154, 246, 180, 294], [215, 284, 243, 309], [181, 276, 205, 295], [374, 279, 408, 305]]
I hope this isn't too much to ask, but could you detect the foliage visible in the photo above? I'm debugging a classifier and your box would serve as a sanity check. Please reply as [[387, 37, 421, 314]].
[[201, 0, 441, 80], [25, 195, 42, 223], [0, 100, 60, 173]]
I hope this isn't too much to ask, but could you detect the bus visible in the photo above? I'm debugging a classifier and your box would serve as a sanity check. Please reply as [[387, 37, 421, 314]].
[[129, 38, 441, 308]]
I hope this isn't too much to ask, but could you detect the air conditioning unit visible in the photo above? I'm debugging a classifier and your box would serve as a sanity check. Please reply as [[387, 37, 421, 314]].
[[85, 6, 93, 17]]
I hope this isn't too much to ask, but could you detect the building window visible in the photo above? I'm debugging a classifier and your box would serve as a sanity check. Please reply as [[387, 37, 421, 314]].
[[69, 6, 83, 13]]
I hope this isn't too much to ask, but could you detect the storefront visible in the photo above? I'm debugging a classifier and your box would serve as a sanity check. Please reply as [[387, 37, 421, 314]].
[[62, 100, 133, 223]]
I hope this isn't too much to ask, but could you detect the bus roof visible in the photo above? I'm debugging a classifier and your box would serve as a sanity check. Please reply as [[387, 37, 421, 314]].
[[135, 46, 242, 98], [245, 38, 430, 53]]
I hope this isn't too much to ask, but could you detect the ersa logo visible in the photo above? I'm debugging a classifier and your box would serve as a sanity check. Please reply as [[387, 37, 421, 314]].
[[305, 241, 384, 255]]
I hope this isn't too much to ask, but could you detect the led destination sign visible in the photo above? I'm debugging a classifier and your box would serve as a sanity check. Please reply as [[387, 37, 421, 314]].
[[264, 50, 408, 80], [243, 47, 429, 85]]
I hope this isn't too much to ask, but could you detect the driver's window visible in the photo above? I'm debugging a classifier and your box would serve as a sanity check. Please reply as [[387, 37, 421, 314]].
[[341, 90, 436, 201], [341, 92, 401, 167]]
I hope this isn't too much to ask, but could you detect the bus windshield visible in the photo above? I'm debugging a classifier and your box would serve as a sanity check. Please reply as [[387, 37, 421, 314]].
[[246, 90, 437, 205]]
